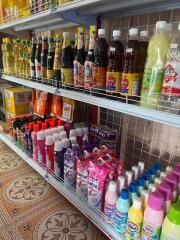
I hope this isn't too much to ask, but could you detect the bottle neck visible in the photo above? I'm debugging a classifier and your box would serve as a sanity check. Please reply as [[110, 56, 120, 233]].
[[129, 35, 138, 41], [113, 36, 120, 41], [98, 34, 105, 39], [77, 33, 84, 50], [63, 37, 71, 49]]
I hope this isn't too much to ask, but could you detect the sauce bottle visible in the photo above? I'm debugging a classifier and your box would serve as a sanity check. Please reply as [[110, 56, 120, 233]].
[[120, 28, 140, 100], [74, 27, 86, 88], [35, 36, 42, 81], [47, 37, 55, 85], [40, 36, 48, 82], [61, 32, 74, 88], [84, 25, 96, 90], [53, 34, 62, 88], [30, 37, 37, 81], [106, 30, 124, 96], [93, 28, 108, 94]]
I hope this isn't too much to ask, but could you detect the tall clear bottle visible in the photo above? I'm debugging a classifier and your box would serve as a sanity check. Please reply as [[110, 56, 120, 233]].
[[35, 36, 42, 81], [160, 22, 180, 114], [30, 37, 37, 81], [53, 34, 62, 88], [47, 37, 55, 85], [74, 27, 86, 88]]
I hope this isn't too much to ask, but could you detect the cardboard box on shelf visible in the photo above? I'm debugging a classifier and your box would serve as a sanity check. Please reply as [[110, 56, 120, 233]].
[[4, 87, 32, 117], [0, 83, 14, 120]]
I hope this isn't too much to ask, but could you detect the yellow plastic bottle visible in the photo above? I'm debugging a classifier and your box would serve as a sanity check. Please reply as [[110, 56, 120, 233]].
[[125, 197, 144, 240], [5, 38, 14, 75]]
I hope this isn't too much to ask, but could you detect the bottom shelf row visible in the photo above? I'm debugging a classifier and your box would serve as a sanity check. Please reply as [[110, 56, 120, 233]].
[[0, 131, 180, 240]]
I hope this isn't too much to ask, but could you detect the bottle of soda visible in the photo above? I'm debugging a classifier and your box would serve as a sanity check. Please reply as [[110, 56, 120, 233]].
[[84, 25, 96, 91], [47, 37, 55, 85], [93, 28, 108, 94], [120, 28, 140, 101], [40, 36, 48, 83], [61, 32, 74, 88], [74, 27, 86, 88], [30, 37, 36, 81], [53, 34, 62, 88], [35, 36, 42, 82], [106, 30, 124, 97]]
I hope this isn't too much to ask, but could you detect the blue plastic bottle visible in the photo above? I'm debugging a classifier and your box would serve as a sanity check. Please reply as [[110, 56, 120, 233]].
[[114, 188, 130, 235], [143, 171, 150, 190], [154, 162, 161, 177], [149, 167, 156, 183], [129, 183, 137, 205], [136, 177, 144, 196]]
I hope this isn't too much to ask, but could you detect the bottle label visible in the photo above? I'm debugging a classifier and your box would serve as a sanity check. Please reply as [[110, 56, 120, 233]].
[[93, 67, 106, 89], [141, 222, 161, 240], [126, 221, 142, 239], [47, 70, 54, 80], [54, 52, 61, 70], [41, 66, 47, 79], [114, 210, 128, 234], [162, 48, 180, 96], [89, 37, 95, 50], [61, 68, 73, 85], [106, 71, 121, 92], [30, 61, 35, 78], [35, 59, 41, 79], [104, 202, 116, 223], [84, 61, 94, 89], [74, 60, 84, 87], [120, 73, 140, 96]]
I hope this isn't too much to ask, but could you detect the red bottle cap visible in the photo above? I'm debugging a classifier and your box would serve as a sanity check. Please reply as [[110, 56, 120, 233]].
[[58, 119, 63, 126], [45, 119, 51, 127], [52, 117, 58, 125], [34, 124, 39, 132], [50, 121, 55, 128], [42, 123, 47, 130], [37, 120, 42, 126], [29, 122, 34, 130]]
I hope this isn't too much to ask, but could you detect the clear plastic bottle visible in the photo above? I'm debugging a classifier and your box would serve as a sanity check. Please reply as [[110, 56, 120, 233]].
[[160, 22, 180, 114]]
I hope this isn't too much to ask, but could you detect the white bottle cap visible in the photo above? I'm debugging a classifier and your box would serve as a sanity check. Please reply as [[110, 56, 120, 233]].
[[160, 171, 167, 181], [61, 138, 70, 149], [58, 126, 65, 133], [154, 177, 162, 187], [70, 136, 77, 145], [45, 135, 54, 146], [141, 189, 149, 203], [51, 127, 58, 135], [178, 22, 180, 31], [156, 21, 167, 30], [148, 183, 156, 194], [69, 129, 77, 138], [45, 129, 52, 137], [113, 30, 121, 37], [138, 161, 145, 176], [37, 131, 45, 141], [108, 181, 117, 192], [132, 166, 138, 181], [133, 197, 142, 209], [54, 141, 64, 152], [129, 28, 138, 36], [118, 176, 125, 189], [53, 133, 60, 142], [125, 171, 133, 186], [140, 30, 148, 37], [82, 127, 88, 135], [76, 128, 83, 136], [166, 166, 173, 174], [60, 131, 67, 140], [63, 32, 70, 38], [98, 28, 106, 36]]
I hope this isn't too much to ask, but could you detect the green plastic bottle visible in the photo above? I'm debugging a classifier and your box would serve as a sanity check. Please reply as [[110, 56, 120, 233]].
[[140, 21, 170, 109]]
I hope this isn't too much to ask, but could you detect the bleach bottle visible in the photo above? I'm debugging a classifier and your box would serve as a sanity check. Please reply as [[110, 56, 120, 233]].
[[114, 188, 130, 235]]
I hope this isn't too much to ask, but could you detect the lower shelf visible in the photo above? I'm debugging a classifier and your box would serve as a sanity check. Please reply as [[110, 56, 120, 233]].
[[0, 131, 125, 240]]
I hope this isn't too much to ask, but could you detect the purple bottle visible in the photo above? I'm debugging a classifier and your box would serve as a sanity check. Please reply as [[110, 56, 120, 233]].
[[165, 174, 178, 202], [60, 138, 70, 179], [64, 148, 76, 188], [37, 130, 46, 166], [31, 124, 39, 161], [172, 167, 180, 193], [70, 136, 81, 158], [159, 182, 172, 213], [54, 141, 64, 179]]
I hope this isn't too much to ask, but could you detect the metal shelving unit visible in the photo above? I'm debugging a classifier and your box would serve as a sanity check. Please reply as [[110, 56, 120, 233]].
[[2, 74, 180, 128], [0, 131, 125, 240]]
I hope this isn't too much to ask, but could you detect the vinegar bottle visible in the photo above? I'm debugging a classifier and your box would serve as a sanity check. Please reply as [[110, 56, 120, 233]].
[[47, 37, 55, 85], [40, 36, 48, 82], [35, 36, 42, 82], [53, 34, 62, 88], [30, 37, 37, 81]]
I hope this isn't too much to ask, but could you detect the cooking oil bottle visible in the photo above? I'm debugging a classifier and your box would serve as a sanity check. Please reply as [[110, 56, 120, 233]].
[[13, 39, 21, 76], [5, 38, 14, 75]]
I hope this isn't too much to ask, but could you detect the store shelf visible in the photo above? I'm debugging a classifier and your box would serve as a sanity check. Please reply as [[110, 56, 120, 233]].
[[2, 74, 180, 128], [0, 131, 125, 240]]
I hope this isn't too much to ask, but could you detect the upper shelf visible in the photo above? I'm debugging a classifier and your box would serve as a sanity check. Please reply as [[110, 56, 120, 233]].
[[0, 0, 179, 32], [2, 74, 180, 129]]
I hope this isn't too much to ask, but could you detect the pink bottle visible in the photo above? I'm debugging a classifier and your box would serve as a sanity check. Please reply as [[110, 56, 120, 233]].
[[172, 167, 180, 193], [31, 124, 39, 161], [159, 182, 172, 213], [37, 130, 46, 166], [45, 135, 55, 172], [104, 181, 118, 224], [141, 191, 164, 240], [165, 174, 178, 202]]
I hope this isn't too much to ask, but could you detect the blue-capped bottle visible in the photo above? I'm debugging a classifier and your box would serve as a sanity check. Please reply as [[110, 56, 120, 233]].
[[154, 162, 161, 177], [143, 171, 150, 190], [149, 167, 156, 183], [114, 188, 130, 235], [136, 177, 144, 196], [129, 183, 137, 205]]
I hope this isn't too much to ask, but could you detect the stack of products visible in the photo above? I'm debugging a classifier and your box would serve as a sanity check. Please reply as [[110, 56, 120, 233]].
[[1, 21, 179, 113], [0, 83, 14, 120]]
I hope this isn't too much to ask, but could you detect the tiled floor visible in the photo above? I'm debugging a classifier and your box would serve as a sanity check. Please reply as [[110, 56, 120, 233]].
[[0, 141, 109, 240]]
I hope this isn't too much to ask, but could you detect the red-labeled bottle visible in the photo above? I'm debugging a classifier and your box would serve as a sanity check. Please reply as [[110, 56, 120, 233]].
[[45, 135, 55, 172]]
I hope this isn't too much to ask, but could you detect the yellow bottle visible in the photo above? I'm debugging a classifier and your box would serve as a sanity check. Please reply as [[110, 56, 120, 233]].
[[13, 0, 29, 19], [13, 39, 21, 76], [0, 0, 6, 23], [5, 38, 14, 75]]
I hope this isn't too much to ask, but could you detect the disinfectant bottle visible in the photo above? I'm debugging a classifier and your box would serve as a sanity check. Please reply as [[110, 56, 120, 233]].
[[114, 188, 130, 235], [126, 197, 143, 239], [141, 191, 164, 240]]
